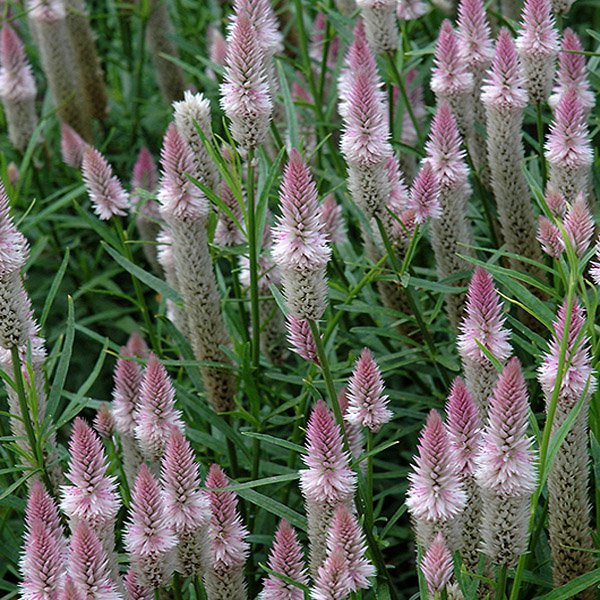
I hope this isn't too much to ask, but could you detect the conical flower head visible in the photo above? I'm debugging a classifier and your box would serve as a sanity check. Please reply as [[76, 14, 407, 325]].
[[516, 0, 559, 58], [420, 532, 454, 596], [135, 353, 185, 462], [456, 0, 493, 69], [445, 377, 482, 476], [220, 12, 272, 151], [158, 124, 208, 222], [25, 481, 64, 535], [94, 403, 115, 439], [61, 418, 120, 529], [345, 348, 391, 432], [563, 193, 594, 257], [272, 150, 330, 271], [61, 576, 83, 600], [355, 0, 398, 54], [60, 124, 88, 169], [68, 521, 121, 600], [326, 505, 375, 591], [546, 190, 566, 218], [232, 0, 282, 57], [161, 428, 210, 533], [123, 568, 153, 600], [208, 26, 228, 71], [261, 520, 309, 600], [407, 162, 441, 223], [311, 548, 353, 600], [205, 464, 249, 569], [132, 147, 158, 193], [481, 29, 528, 109], [0, 182, 29, 275], [286, 314, 319, 364], [81, 147, 129, 220], [537, 216, 564, 258], [431, 20, 473, 97], [538, 298, 596, 407], [458, 268, 511, 364], [0, 25, 36, 99], [320, 195, 345, 245], [475, 358, 537, 496], [300, 400, 357, 504], [406, 410, 466, 522]]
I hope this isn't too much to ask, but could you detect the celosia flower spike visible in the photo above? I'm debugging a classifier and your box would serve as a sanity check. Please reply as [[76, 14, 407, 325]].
[[81, 147, 129, 220], [60, 124, 88, 169], [320, 195, 345, 245], [420, 533, 454, 596], [456, 0, 493, 70], [591, 239, 600, 286], [311, 549, 353, 600], [537, 216, 564, 258], [562, 194, 595, 257], [407, 162, 441, 223], [132, 147, 158, 193], [286, 314, 319, 364], [111, 337, 144, 437], [232, 0, 283, 59], [355, 0, 398, 54], [345, 348, 392, 432], [94, 403, 115, 439], [0, 182, 29, 275], [124, 568, 153, 600]]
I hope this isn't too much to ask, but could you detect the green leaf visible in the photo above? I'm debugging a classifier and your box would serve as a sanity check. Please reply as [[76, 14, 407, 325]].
[[242, 432, 306, 455], [237, 489, 307, 531], [40, 248, 70, 328], [209, 473, 299, 492], [535, 568, 600, 600], [277, 61, 299, 149]]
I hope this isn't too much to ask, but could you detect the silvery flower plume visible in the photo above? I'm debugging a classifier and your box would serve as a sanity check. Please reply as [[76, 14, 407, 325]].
[[445, 378, 483, 571], [482, 29, 544, 279], [419, 533, 455, 598], [158, 124, 235, 413], [26, 0, 91, 139], [325, 504, 375, 591], [515, 0, 559, 105], [220, 12, 272, 153], [124, 568, 153, 600], [81, 147, 129, 220], [406, 410, 466, 550], [457, 267, 512, 413], [431, 20, 474, 140], [0, 25, 39, 152], [161, 428, 211, 577], [545, 89, 593, 202], [345, 348, 391, 432], [549, 29, 594, 113], [425, 101, 474, 329], [272, 149, 331, 321], [538, 216, 564, 258], [300, 400, 356, 576], [68, 521, 121, 600], [204, 464, 249, 600], [538, 299, 596, 592], [397, 0, 428, 21], [286, 314, 319, 364], [260, 519, 309, 600], [355, 0, 398, 54], [125, 464, 177, 588], [135, 353, 185, 463], [311, 549, 353, 600], [475, 358, 536, 568], [60, 124, 88, 169], [407, 162, 441, 224], [562, 193, 595, 257]]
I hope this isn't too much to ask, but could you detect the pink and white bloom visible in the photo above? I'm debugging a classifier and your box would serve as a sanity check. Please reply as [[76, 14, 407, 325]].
[[591, 239, 600, 286], [94, 404, 115, 439], [320, 195, 345, 245], [420, 533, 454, 596], [407, 162, 441, 224], [286, 314, 319, 364], [563, 193, 595, 257], [60, 124, 88, 169], [123, 569, 153, 600], [537, 216, 565, 258], [311, 549, 353, 600], [355, 0, 398, 54]]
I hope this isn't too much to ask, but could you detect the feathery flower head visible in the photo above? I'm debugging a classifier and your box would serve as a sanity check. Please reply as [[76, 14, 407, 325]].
[[345, 348, 391, 432], [408, 162, 441, 223], [60, 124, 88, 169], [458, 268, 511, 364], [208, 25, 227, 67], [124, 464, 177, 587], [300, 400, 357, 504], [538, 298, 596, 406], [61, 418, 120, 529], [545, 190, 566, 217], [25, 481, 63, 534], [286, 314, 319, 364], [397, 0, 428, 21], [205, 464, 249, 569], [563, 193, 594, 257], [445, 377, 482, 476], [173, 91, 212, 144], [326, 505, 375, 590], [135, 353, 185, 462], [355, 0, 398, 54], [111, 337, 144, 437], [0, 182, 28, 275], [132, 147, 158, 193], [161, 428, 210, 533], [220, 12, 272, 152], [481, 29, 528, 110], [82, 147, 129, 220], [61, 576, 82, 600], [431, 20, 474, 98], [321, 195, 345, 245], [339, 21, 377, 99], [126, 331, 149, 358], [158, 124, 208, 222], [456, 0, 493, 69], [591, 238, 600, 286], [420, 532, 454, 596], [516, 0, 559, 58], [261, 520, 309, 600], [232, 0, 282, 57], [475, 358, 537, 496], [311, 548, 353, 600], [124, 568, 153, 600], [406, 410, 466, 522], [537, 216, 564, 258], [26, 0, 66, 21], [68, 521, 120, 600], [0, 25, 36, 100], [94, 403, 115, 439], [425, 101, 468, 189]]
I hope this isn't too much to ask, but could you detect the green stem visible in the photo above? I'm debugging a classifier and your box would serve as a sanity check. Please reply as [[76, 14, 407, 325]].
[[536, 104, 547, 188], [172, 573, 184, 600], [245, 150, 260, 371], [386, 52, 421, 144], [366, 430, 374, 528], [194, 577, 206, 600], [496, 565, 508, 600]]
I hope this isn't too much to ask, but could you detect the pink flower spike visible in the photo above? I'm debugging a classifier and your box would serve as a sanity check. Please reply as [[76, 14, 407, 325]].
[[68, 521, 120, 600], [476, 358, 537, 496], [94, 403, 115, 439], [25, 481, 64, 535], [456, 0, 493, 70], [405, 410, 466, 522], [111, 339, 144, 437], [132, 147, 158, 193], [445, 377, 482, 477], [81, 147, 129, 220], [420, 532, 454, 596], [124, 568, 153, 600], [261, 520, 309, 600], [408, 162, 441, 223], [537, 216, 565, 258], [311, 548, 353, 600], [60, 576, 82, 600], [346, 348, 392, 432], [60, 124, 88, 169], [300, 400, 356, 504], [286, 314, 319, 364], [321, 195, 345, 245], [591, 238, 600, 286], [0, 182, 29, 275], [538, 298, 596, 407], [326, 505, 375, 590], [135, 353, 185, 462], [339, 21, 378, 105], [563, 193, 594, 257], [457, 267, 511, 365], [124, 464, 177, 588], [208, 26, 228, 70], [545, 190, 566, 218], [232, 0, 282, 58], [397, 0, 428, 21], [355, 0, 398, 54], [61, 418, 120, 533]]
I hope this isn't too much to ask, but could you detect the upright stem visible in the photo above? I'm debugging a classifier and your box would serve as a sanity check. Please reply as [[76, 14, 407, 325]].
[[536, 104, 547, 188], [386, 52, 421, 144], [496, 565, 508, 600]]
